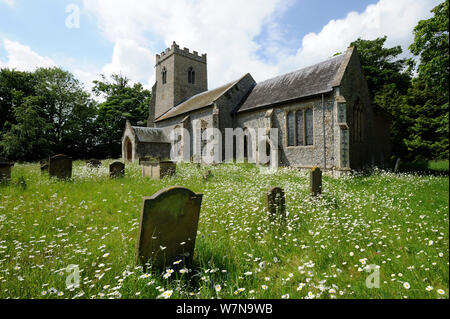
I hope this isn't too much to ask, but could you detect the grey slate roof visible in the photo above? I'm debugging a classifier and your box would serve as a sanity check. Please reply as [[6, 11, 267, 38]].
[[237, 53, 346, 113], [131, 126, 170, 143], [155, 74, 250, 122]]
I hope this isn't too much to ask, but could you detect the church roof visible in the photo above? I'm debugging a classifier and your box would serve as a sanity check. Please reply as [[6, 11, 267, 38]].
[[236, 50, 348, 113], [155, 74, 249, 122], [131, 126, 170, 143]]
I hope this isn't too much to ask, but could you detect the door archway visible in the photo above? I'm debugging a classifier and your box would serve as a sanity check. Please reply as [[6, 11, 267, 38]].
[[124, 137, 133, 162]]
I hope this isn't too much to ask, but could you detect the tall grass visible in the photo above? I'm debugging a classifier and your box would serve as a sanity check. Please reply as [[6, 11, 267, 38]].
[[0, 161, 448, 299]]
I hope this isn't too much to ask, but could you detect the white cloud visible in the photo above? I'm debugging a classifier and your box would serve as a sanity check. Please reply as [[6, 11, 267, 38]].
[[82, 0, 290, 88], [276, 0, 441, 74], [101, 39, 155, 89], [0, 0, 15, 6], [0, 39, 56, 71], [83, 0, 440, 89]]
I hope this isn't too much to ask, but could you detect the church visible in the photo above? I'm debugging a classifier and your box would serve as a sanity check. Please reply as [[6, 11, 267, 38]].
[[122, 41, 391, 175]]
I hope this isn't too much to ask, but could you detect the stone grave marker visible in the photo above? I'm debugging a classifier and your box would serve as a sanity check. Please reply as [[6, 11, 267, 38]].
[[40, 163, 49, 174], [136, 187, 203, 270], [49, 155, 72, 179], [142, 161, 176, 180], [0, 158, 13, 183], [109, 161, 125, 178], [394, 158, 401, 173], [310, 167, 322, 196], [202, 170, 213, 182], [266, 187, 286, 221], [86, 159, 102, 168]]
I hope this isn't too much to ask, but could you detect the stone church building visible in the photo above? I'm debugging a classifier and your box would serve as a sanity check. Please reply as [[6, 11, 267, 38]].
[[122, 41, 391, 174]]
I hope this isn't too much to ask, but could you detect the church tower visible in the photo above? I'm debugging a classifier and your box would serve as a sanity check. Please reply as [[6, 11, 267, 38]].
[[152, 41, 208, 120]]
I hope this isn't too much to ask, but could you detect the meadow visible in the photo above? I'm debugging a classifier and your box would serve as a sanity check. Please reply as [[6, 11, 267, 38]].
[[0, 161, 448, 299]]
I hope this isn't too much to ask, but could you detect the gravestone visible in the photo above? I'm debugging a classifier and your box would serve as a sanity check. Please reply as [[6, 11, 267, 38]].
[[40, 159, 48, 174], [203, 170, 213, 182], [40, 163, 49, 174], [109, 161, 125, 178], [394, 158, 401, 173], [86, 159, 102, 168], [266, 187, 286, 221], [0, 158, 13, 183], [142, 161, 176, 180], [49, 155, 72, 179], [310, 167, 322, 196], [136, 187, 203, 270]]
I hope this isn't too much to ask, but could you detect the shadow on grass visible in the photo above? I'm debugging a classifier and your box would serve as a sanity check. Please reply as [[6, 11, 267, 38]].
[[397, 160, 449, 177]]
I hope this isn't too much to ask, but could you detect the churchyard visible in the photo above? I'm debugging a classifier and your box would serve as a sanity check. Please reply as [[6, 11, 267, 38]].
[[0, 160, 448, 299]]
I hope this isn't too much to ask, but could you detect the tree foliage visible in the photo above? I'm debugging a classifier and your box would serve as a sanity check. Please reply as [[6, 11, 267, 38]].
[[92, 74, 151, 158]]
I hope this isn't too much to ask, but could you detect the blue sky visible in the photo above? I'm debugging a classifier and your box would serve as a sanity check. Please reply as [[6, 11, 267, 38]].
[[0, 0, 440, 90]]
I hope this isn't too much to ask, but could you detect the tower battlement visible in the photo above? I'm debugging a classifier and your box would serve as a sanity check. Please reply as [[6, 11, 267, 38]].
[[156, 41, 207, 65]]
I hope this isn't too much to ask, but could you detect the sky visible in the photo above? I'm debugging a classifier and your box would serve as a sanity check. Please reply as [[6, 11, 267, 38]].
[[0, 0, 441, 91]]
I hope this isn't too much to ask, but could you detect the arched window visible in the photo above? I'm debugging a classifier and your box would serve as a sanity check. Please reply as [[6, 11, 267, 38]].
[[188, 67, 195, 84], [162, 67, 167, 84], [352, 101, 363, 143], [286, 108, 314, 146], [305, 108, 314, 145], [287, 111, 295, 146]]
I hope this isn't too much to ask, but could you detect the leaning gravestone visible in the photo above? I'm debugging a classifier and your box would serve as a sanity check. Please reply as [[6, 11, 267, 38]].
[[49, 155, 72, 179], [86, 159, 102, 168], [136, 187, 203, 270], [310, 167, 322, 196], [266, 187, 286, 221], [109, 161, 125, 178], [0, 158, 13, 183]]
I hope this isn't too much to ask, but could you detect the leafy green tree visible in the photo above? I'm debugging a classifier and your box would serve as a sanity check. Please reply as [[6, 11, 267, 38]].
[[0, 69, 37, 155], [33, 67, 97, 155], [351, 37, 412, 97], [406, 0, 449, 160], [0, 67, 97, 161], [0, 94, 51, 161], [92, 74, 150, 158], [350, 37, 413, 159]]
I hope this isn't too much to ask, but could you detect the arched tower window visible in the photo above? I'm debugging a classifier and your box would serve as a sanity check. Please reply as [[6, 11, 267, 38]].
[[188, 67, 195, 84], [162, 67, 167, 84]]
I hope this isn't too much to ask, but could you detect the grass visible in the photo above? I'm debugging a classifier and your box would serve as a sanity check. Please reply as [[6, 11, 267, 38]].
[[0, 161, 448, 299]]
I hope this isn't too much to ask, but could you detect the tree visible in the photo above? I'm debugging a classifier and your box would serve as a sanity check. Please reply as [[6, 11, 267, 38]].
[[0, 69, 37, 155], [92, 74, 151, 158], [351, 37, 412, 97], [33, 67, 97, 155], [406, 0, 449, 160], [0, 67, 97, 161], [350, 37, 413, 159], [0, 95, 51, 161]]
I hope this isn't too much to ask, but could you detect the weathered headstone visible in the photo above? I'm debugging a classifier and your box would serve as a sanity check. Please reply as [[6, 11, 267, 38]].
[[310, 167, 322, 196], [86, 159, 102, 168], [0, 158, 13, 183], [109, 161, 125, 178], [136, 187, 203, 270], [394, 158, 401, 173], [202, 170, 213, 182], [49, 155, 72, 179], [141, 161, 176, 180], [266, 187, 286, 221], [40, 163, 49, 174]]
